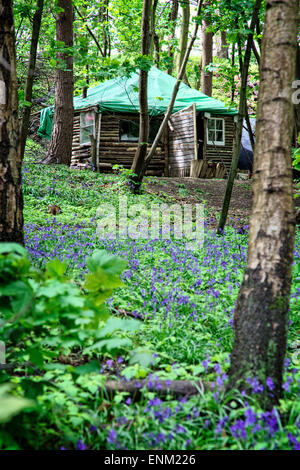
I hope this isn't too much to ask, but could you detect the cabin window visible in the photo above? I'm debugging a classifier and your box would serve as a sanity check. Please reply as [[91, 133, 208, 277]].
[[80, 111, 95, 145], [119, 120, 139, 142], [119, 119, 161, 143], [206, 118, 225, 146]]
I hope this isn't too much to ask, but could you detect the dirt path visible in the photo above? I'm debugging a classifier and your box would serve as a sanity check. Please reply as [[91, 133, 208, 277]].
[[145, 177, 300, 222]]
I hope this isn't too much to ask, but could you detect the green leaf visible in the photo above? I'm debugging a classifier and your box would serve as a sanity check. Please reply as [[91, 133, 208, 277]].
[[129, 349, 154, 368], [96, 317, 141, 338], [0, 384, 34, 423], [0, 243, 27, 256], [86, 250, 127, 276], [0, 281, 33, 314], [29, 348, 44, 367], [45, 259, 67, 279], [74, 360, 100, 375]]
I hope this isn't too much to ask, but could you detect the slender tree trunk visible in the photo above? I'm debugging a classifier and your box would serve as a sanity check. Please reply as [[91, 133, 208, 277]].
[[216, 31, 229, 59], [74, 5, 104, 57], [154, 33, 160, 67], [201, 4, 213, 96], [228, 0, 298, 408], [149, 0, 160, 67], [176, 0, 190, 84], [41, 0, 73, 165], [294, 44, 300, 140], [230, 41, 236, 103], [130, 0, 204, 189], [149, 0, 158, 57], [130, 0, 151, 188], [99, 0, 109, 58], [167, 0, 179, 75], [217, 0, 262, 233], [18, 0, 44, 162], [0, 0, 23, 243]]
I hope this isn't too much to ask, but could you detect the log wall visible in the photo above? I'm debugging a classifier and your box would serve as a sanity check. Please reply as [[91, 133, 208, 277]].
[[204, 114, 235, 174], [71, 111, 165, 175], [70, 109, 235, 178]]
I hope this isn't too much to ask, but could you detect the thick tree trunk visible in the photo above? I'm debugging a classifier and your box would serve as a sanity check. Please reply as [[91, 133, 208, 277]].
[[18, 0, 44, 162], [228, 0, 298, 408], [217, 0, 262, 233], [130, 0, 151, 189], [201, 12, 213, 96], [41, 0, 73, 165], [166, 0, 179, 75], [0, 0, 23, 244], [176, 0, 190, 84]]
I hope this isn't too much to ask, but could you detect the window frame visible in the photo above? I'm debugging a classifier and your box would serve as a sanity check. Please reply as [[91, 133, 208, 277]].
[[80, 110, 95, 146], [119, 119, 139, 143], [119, 118, 162, 144], [206, 117, 225, 146]]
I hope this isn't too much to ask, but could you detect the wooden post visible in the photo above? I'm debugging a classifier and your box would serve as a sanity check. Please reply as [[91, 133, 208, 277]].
[[203, 117, 207, 161], [164, 125, 169, 177], [89, 134, 96, 169], [96, 113, 101, 172], [193, 103, 198, 160]]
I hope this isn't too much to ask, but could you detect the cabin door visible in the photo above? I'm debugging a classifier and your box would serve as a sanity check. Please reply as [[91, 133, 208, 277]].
[[167, 103, 197, 177]]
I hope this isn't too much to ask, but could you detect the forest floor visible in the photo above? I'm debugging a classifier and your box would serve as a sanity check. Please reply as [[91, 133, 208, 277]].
[[5, 153, 299, 450], [145, 176, 300, 221], [146, 177, 253, 220]]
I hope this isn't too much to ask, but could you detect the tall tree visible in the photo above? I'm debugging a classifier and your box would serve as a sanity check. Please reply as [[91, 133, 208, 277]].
[[41, 0, 73, 165], [228, 0, 298, 407], [216, 31, 229, 59], [130, 0, 151, 184], [176, 0, 190, 83], [294, 44, 300, 142], [176, 0, 191, 85], [201, 4, 213, 96], [166, 0, 179, 75], [217, 0, 262, 233], [99, 0, 110, 57], [0, 0, 23, 243], [18, 0, 44, 162], [131, 0, 204, 189]]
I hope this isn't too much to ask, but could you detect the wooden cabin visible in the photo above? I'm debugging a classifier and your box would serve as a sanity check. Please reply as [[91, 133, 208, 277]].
[[38, 67, 237, 178]]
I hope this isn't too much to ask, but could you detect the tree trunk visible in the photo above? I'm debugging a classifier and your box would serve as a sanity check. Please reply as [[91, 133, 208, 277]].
[[201, 10, 213, 96], [216, 31, 229, 59], [130, 0, 151, 189], [217, 0, 262, 234], [228, 0, 298, 408], [41, 0, 73, 165], [175, 0, 190, 84], [166, 0, 179, 75], [99, 0, 109, 58], [294, 44, 300, 141], [18, 0, 44, 162], [130, 0, 204, 189], [0, 0, 23, 244]]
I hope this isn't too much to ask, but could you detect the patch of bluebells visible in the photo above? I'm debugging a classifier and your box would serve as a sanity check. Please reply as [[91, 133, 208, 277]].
[[22, 165, 300, 450]]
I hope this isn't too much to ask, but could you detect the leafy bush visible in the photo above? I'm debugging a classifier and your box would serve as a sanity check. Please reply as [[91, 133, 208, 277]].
[[0, 243, 141, 448]]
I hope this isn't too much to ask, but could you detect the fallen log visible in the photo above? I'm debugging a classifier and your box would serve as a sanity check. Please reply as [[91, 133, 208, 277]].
[[103, 378, 214, 400]]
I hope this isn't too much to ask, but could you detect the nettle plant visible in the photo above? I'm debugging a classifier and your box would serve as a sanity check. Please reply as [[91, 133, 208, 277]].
[[0, 243, 140, 388]]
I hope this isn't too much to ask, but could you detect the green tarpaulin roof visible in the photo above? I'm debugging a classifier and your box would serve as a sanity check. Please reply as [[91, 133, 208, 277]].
[[38, 66, 237, 139]]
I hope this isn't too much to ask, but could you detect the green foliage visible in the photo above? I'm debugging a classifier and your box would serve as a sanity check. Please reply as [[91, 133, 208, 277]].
[[0, 385, 34, 424]]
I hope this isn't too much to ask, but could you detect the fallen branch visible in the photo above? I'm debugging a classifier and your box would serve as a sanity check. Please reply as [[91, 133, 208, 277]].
[[104, 379, 214, 400], [111, 307, 145, 321]]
